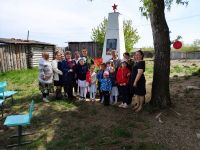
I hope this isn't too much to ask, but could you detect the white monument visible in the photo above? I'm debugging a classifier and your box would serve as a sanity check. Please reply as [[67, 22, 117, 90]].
[[102, 4, 126, 62]]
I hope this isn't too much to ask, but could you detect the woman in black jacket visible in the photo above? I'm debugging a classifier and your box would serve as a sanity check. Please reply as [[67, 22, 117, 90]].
[[60, 51, 76, 100]]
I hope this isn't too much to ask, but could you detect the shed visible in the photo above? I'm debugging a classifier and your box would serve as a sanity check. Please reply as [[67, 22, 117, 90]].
[[67, 41, 101, 58], [0, 38, 55, 72]]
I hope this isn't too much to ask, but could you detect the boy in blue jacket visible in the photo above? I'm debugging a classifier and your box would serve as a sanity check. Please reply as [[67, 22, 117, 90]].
[[100, 71, 112, 106], [97, 63, 106, 102]]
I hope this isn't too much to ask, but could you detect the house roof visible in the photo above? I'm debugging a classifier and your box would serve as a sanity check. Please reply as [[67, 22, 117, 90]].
[[68, 41, 96, 44], [0, 38, 55, 46]]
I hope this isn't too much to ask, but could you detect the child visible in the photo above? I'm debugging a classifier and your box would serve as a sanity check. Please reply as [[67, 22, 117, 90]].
[[109, 67, 118, 105], [76, 58, 88, 100], [100, 71, 112, 106], [116, 61, 131, 108], [86, 65, 97, 101], [105, 61, 112, 72], [73, 51, 81, 96], [97, 63, 106, 102]]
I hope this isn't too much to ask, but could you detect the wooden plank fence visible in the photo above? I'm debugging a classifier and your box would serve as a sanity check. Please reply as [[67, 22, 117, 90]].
[[0, 44, 27, 72], [0, 44, 55, 73], [171, 51, 200, 59], [68, 42, 102, 58]]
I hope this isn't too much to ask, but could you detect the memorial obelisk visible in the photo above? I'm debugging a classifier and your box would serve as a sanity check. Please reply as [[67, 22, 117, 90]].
[[102, 4, 126, 62]]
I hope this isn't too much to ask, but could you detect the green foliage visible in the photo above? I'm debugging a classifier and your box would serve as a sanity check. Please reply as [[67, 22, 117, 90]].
[[165, 0, 189, 10], [172, 65, 183, 73], [170, 64, 200, 76], [192, 68, 200, 76], [91, 17, 107, 51], [123, 20, 140, 53], [139, 0, 189, 17], [91, 18, 140, 52], [141, 46, 154, 51], [0, 68, 39, 99], [139, 0, 154, 17]]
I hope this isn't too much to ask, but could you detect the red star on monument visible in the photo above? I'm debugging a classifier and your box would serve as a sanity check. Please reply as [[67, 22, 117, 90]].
[[112, 3, 118, 12]]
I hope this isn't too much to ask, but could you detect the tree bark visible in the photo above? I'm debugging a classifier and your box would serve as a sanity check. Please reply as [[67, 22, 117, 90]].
[[149, 0, 172, 108]]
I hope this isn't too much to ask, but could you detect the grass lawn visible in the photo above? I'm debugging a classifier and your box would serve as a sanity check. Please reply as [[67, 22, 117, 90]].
[[0, 60, 200, 150]]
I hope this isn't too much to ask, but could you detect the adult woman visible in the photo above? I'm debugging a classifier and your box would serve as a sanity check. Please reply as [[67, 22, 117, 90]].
[[38, 52, 54, 102], [60, 51, 76, 100], [131, 50, 146, 112], [109, 50, 121, 71], [52, 51, 63, 99]]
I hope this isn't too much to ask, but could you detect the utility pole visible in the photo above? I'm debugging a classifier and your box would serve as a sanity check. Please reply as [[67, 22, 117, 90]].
[[27, 30, 29, 41]]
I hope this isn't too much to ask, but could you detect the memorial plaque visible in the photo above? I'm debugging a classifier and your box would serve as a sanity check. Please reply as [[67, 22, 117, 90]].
[[106, 39, 117, 55]]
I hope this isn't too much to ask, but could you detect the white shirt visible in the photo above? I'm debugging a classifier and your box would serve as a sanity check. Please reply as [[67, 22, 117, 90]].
[[51, 59, 63, 81]]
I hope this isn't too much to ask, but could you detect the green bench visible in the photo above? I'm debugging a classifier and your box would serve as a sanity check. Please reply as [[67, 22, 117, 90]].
[[0, 86, 6, 117], [0, 81, 17, 105], [4, 100, 35, 148]]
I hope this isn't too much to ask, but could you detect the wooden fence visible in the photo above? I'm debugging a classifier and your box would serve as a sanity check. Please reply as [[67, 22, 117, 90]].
[[170, 51, 200, 59], [0, 44, 28, 72], [68, 42, 101, 58], [0, 44, 55, 73]]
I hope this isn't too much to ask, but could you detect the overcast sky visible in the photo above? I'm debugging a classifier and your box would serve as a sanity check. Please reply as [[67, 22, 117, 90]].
[[0, 0, 199, 48]]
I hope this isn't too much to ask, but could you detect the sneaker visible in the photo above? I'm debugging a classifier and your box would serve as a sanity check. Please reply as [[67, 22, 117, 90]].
[[43, 98, 49, 103], [118, 103, 124, 108], [122, 103, 128, 108], [79, 97, 83, 101], [112, 101, 117, 105]]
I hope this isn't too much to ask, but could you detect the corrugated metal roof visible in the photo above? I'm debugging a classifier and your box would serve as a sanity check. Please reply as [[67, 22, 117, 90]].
[[0, 38, 55, 46]]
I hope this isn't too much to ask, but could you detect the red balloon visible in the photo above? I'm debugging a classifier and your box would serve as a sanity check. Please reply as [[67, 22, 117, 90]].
[[173, 41, 182, 49]]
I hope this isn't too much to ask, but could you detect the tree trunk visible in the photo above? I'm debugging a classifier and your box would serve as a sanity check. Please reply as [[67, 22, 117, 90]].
[[149, 0, 172, 108]]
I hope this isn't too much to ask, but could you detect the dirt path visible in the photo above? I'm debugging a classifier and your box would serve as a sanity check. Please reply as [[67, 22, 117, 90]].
[[146, 76, 200, 150]]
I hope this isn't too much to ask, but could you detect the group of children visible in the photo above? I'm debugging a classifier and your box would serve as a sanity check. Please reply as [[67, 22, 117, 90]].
[[96, 61, 131, 108], [74, 58, 132, 109]]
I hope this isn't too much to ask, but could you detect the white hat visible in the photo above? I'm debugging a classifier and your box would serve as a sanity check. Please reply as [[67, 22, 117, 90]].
[[103, 71, 109, 76], [79, 57, 86, 62]]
